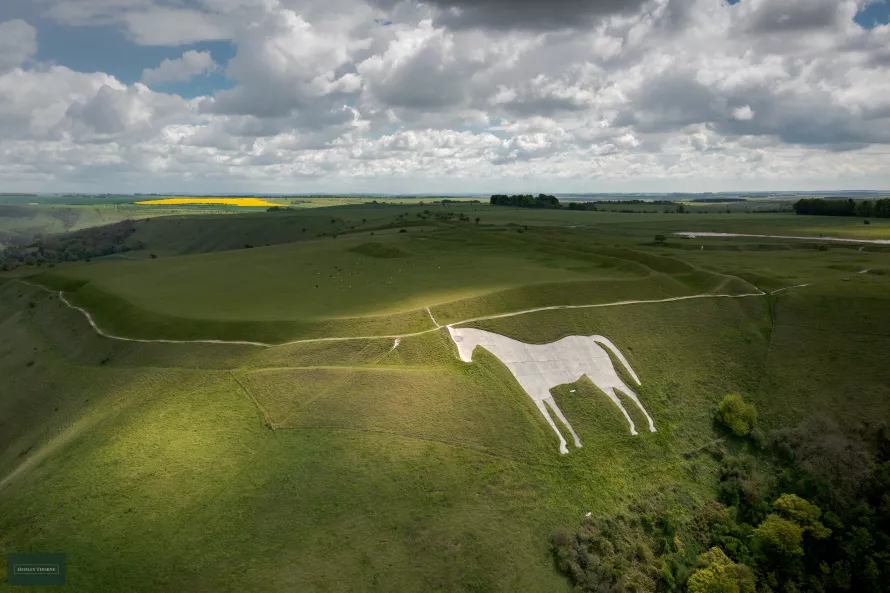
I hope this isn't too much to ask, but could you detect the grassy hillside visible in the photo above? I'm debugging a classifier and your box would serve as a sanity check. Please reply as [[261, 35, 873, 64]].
[[0, 278, 766, 591], [1, 207, 889, 591], [29, 226, 749, 342], [0, 205, 151, 244]]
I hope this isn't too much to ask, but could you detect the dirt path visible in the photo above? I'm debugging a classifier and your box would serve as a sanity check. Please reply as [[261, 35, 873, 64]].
[[426, 307, 441, 328], [675, 231, 890, 245], [22, 279, 808, 348], [766, 283, 811, 295], [56, 292, 270, 346]]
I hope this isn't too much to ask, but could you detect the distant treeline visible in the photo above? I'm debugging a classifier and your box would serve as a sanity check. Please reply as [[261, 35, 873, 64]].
[[490, 195, 689, 210], [490, 194, 561, 208], [690, 197, 747, 203], [793, 198, 890, 218]]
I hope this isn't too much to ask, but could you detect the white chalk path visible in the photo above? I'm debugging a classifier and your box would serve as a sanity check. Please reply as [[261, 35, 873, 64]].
[[448, 326, 655, 454], [56, 292, 269, 347], [675, 231, 890, 245], [426, 307, 441, 328], [767, 283, 811, 295], [20, 279, 805, 349]]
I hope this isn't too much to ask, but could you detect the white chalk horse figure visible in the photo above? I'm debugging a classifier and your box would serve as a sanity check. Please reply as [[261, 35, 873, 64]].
[[447, 326, 656, 454]]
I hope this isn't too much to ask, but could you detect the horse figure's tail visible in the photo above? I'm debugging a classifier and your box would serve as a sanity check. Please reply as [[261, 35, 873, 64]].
[[591, 336, 641, 385]]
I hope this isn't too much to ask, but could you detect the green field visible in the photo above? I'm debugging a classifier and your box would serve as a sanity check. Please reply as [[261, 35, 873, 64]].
[[0, 204, 158, 244], [1, 204, 889, 591]]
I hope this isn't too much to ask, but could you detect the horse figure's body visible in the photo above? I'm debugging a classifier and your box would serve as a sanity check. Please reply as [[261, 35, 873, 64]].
[[447, 326, 656, 454]]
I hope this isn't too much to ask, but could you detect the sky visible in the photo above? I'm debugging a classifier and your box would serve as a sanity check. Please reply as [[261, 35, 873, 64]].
[[0, 0, 889, 194]]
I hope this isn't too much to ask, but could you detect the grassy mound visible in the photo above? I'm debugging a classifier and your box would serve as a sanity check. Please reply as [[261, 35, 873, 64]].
[[30, 230, 699, 342], [349, 242, 408, 258]]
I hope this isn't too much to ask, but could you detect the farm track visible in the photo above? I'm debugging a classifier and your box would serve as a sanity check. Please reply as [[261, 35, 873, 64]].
[[20, 279, 808, 348], [675, 231, 890, 245]]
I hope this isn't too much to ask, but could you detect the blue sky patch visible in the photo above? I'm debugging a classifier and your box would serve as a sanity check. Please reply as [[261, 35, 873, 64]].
[[34, 22, 236, 90], [0, 3, 236, 97], [855, 1, 890, 28]]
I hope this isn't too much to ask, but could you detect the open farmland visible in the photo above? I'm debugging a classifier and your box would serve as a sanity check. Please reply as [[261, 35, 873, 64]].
[[1, 203, 890, 592], [134, 197, 286, 207]]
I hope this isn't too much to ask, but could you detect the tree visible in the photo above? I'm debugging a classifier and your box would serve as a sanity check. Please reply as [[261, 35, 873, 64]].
[[774, 494, 831, 539], [475, 217, 480, 224], [717, 395, 757, 436], [655, 234, 667, 244], [856, 200, 874, 218], [794, 198, 857, 217], [753, 514, 805, 557], [753, 495, 830, 561], [687, 547, 756, 593]]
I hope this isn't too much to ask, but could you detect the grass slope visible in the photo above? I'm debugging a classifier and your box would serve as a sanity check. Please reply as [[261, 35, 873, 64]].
[[31, 229, 726, 342], [1, 208, 889, 592], [0, 274, 779, 592], [0, 205, 152, 244]]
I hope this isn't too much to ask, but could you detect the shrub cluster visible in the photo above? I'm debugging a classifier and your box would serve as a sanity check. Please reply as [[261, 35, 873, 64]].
[[716, 394, 758, 436], [554, 412, 890, 593], [0, 220, 138, 270]]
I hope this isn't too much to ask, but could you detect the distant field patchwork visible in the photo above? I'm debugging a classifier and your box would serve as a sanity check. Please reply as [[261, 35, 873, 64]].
[[134, 198, 285, 207]]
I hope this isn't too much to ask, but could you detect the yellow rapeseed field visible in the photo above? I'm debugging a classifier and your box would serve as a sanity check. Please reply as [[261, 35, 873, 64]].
[[135, 197, 283, 207]]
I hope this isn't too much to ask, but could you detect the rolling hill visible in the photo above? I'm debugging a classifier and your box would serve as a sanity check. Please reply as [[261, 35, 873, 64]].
[[1, 206, 889, 591]]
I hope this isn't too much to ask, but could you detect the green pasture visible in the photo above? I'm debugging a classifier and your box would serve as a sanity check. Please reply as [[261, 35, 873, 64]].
[[1, 205, 889, 591], [0, 204, 160, 244], [474, 208, 890, 241], [0, 277, 761, 592], [3, 262, 887, 591], [32, 227, 736, 342], [22, 207, 890, 343]]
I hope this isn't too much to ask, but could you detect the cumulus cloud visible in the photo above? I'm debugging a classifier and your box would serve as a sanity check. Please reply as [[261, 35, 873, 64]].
[[1, 0, 890, 192], [0, 20, 38, 74], [371, 0, 651, 31], [741, 0, 853, 33], [207, 5, 369, 119], [732, 105, 755, 121], [122, 8, 231, 45], [142, 51, 218, 85]]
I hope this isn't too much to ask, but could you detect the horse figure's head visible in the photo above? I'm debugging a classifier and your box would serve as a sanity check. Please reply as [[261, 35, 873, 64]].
[[447, 326, 487, 362]]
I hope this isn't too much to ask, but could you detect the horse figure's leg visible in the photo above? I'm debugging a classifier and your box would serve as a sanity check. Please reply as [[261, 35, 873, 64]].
[[531, 396, 569, 454], [598, 386, 639, 436], [544, 397, 582, 449], [614, 382, 657, 433]]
